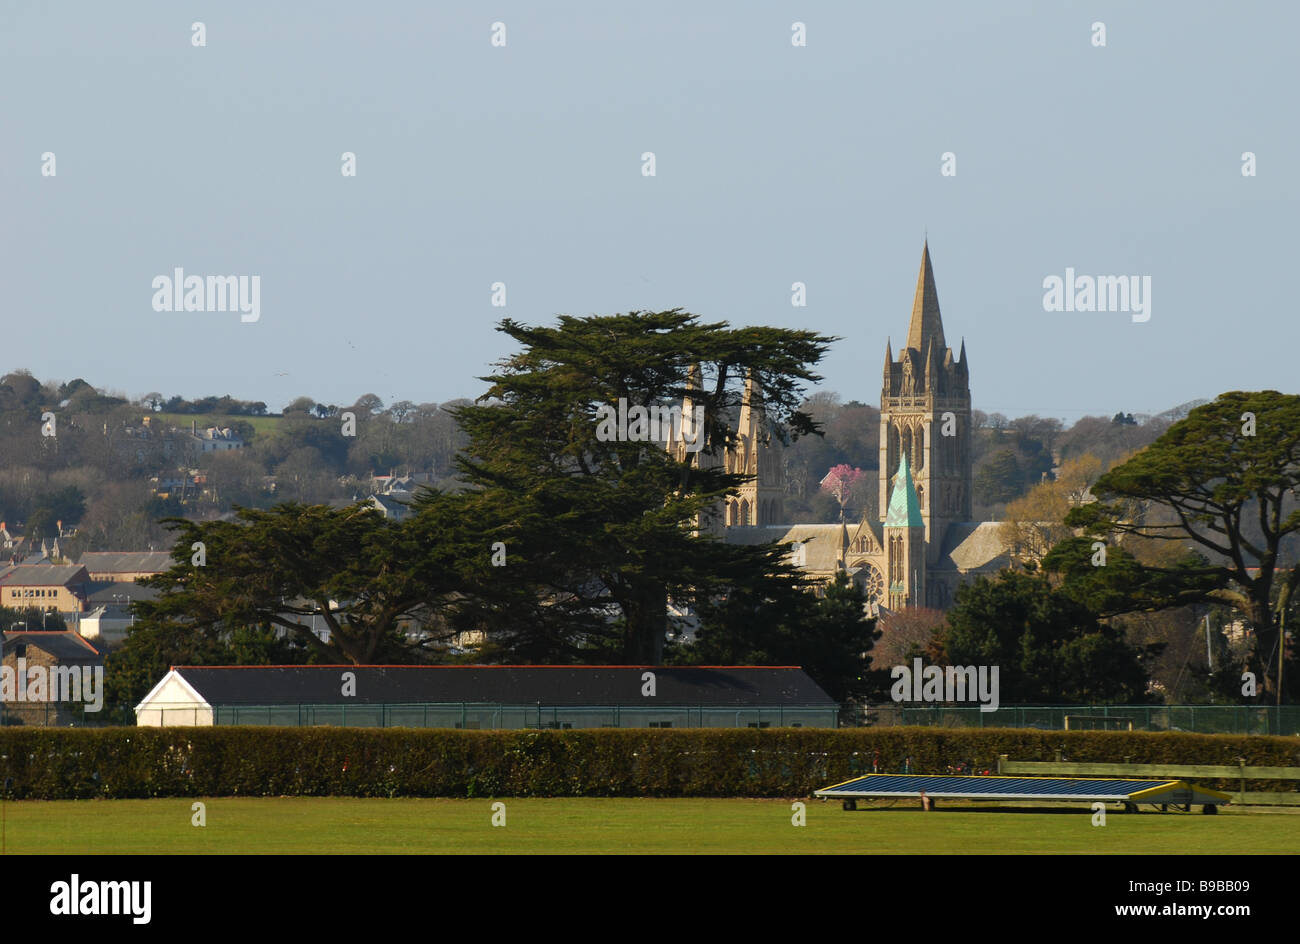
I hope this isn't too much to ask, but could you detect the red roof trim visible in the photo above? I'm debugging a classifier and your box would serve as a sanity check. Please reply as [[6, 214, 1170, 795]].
[[169, 664, 804, 671], [4, 629, 100, 655]]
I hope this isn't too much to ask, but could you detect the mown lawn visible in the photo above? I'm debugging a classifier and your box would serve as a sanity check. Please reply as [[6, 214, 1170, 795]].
[[3, 797, 1296, 854], [154, 412, 285, 440]]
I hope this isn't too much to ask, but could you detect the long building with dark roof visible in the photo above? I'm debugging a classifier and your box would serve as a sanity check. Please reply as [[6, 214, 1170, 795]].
[[135, 664, 839, 728]]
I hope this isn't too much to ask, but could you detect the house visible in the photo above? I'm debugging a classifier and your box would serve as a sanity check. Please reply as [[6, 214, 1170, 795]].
[[0, 564, 92, 616], [370, 472, 435, 495], [365, 494, 412, 521], [188, 422, 244, 454], [134, 665, 840, 729], [0, 630, 104, 725], [0, 523, 47, 567], [0, 522, 29, 557]]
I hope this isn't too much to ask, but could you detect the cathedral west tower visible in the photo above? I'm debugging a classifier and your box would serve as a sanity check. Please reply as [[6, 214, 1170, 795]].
[[879, 242, 972, 568]]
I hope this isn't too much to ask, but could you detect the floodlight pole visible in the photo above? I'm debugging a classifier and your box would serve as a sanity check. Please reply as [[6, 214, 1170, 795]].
[[1279, 603, 1285, 710]]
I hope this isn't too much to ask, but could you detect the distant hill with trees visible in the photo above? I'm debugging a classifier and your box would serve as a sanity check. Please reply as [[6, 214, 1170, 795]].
[[0, 364, 1181, 558]]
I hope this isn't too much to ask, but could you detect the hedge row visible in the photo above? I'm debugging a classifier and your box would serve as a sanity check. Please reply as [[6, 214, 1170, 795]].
[[1, 727, 1297, 799]]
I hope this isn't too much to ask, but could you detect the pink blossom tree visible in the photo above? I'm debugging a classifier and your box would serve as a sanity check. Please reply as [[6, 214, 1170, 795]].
[[820, 463, 865, 521]]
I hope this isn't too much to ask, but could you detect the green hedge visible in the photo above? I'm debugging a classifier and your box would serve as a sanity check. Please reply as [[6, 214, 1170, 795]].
[[1, 727, 1296, 799]]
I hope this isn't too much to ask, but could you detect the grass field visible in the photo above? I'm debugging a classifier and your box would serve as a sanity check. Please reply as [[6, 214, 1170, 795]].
[[4, 797, 1298, 854], [155, 412, 285, 440]]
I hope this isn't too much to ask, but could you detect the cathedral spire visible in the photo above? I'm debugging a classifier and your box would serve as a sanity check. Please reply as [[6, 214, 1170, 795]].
[[683, 363, 703, 411], [906, 241, 946, 355], [737, 369, 760, 442], [671, 363, 705, 447]]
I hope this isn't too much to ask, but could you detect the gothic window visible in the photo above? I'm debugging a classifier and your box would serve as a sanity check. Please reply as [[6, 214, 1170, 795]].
[[863, 565, 884, 604]]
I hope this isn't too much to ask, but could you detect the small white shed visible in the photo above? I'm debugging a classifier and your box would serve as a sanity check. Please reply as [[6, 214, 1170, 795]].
[[134, 668, 214, 726]]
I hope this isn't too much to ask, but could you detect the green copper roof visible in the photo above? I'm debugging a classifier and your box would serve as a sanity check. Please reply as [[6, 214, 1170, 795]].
[[885, 453, 923, 528]]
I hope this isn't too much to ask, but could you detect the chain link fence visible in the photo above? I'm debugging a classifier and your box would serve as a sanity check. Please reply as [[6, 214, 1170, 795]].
[[1, 702, 840, 729], [859, 704, 1300, 736]]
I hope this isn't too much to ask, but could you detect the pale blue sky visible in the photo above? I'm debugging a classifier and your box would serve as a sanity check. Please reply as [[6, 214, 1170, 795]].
[[3, 1, 1294, 422]]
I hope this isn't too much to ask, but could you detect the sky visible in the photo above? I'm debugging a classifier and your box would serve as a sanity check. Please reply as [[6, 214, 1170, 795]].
[[2, 1, 1295, 424]]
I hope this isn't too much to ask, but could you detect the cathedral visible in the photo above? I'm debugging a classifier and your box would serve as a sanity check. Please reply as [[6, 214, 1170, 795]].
[[674, 241, 1009, 613]]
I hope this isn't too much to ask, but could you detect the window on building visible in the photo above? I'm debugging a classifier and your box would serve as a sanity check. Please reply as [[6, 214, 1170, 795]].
[[648, 721, 673, 729]]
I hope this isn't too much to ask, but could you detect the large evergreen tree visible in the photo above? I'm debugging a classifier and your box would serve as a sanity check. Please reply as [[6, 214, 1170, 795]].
[[679, 571, 884, 705], [445, 309, 834, 663], [131, 499, 470, 665], [940, 570, 1157, 704], [1045, 391, 1300, 697]]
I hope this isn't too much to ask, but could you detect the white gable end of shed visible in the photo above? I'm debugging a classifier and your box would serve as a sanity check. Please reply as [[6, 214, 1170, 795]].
[[134, 668, 214, 727]]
